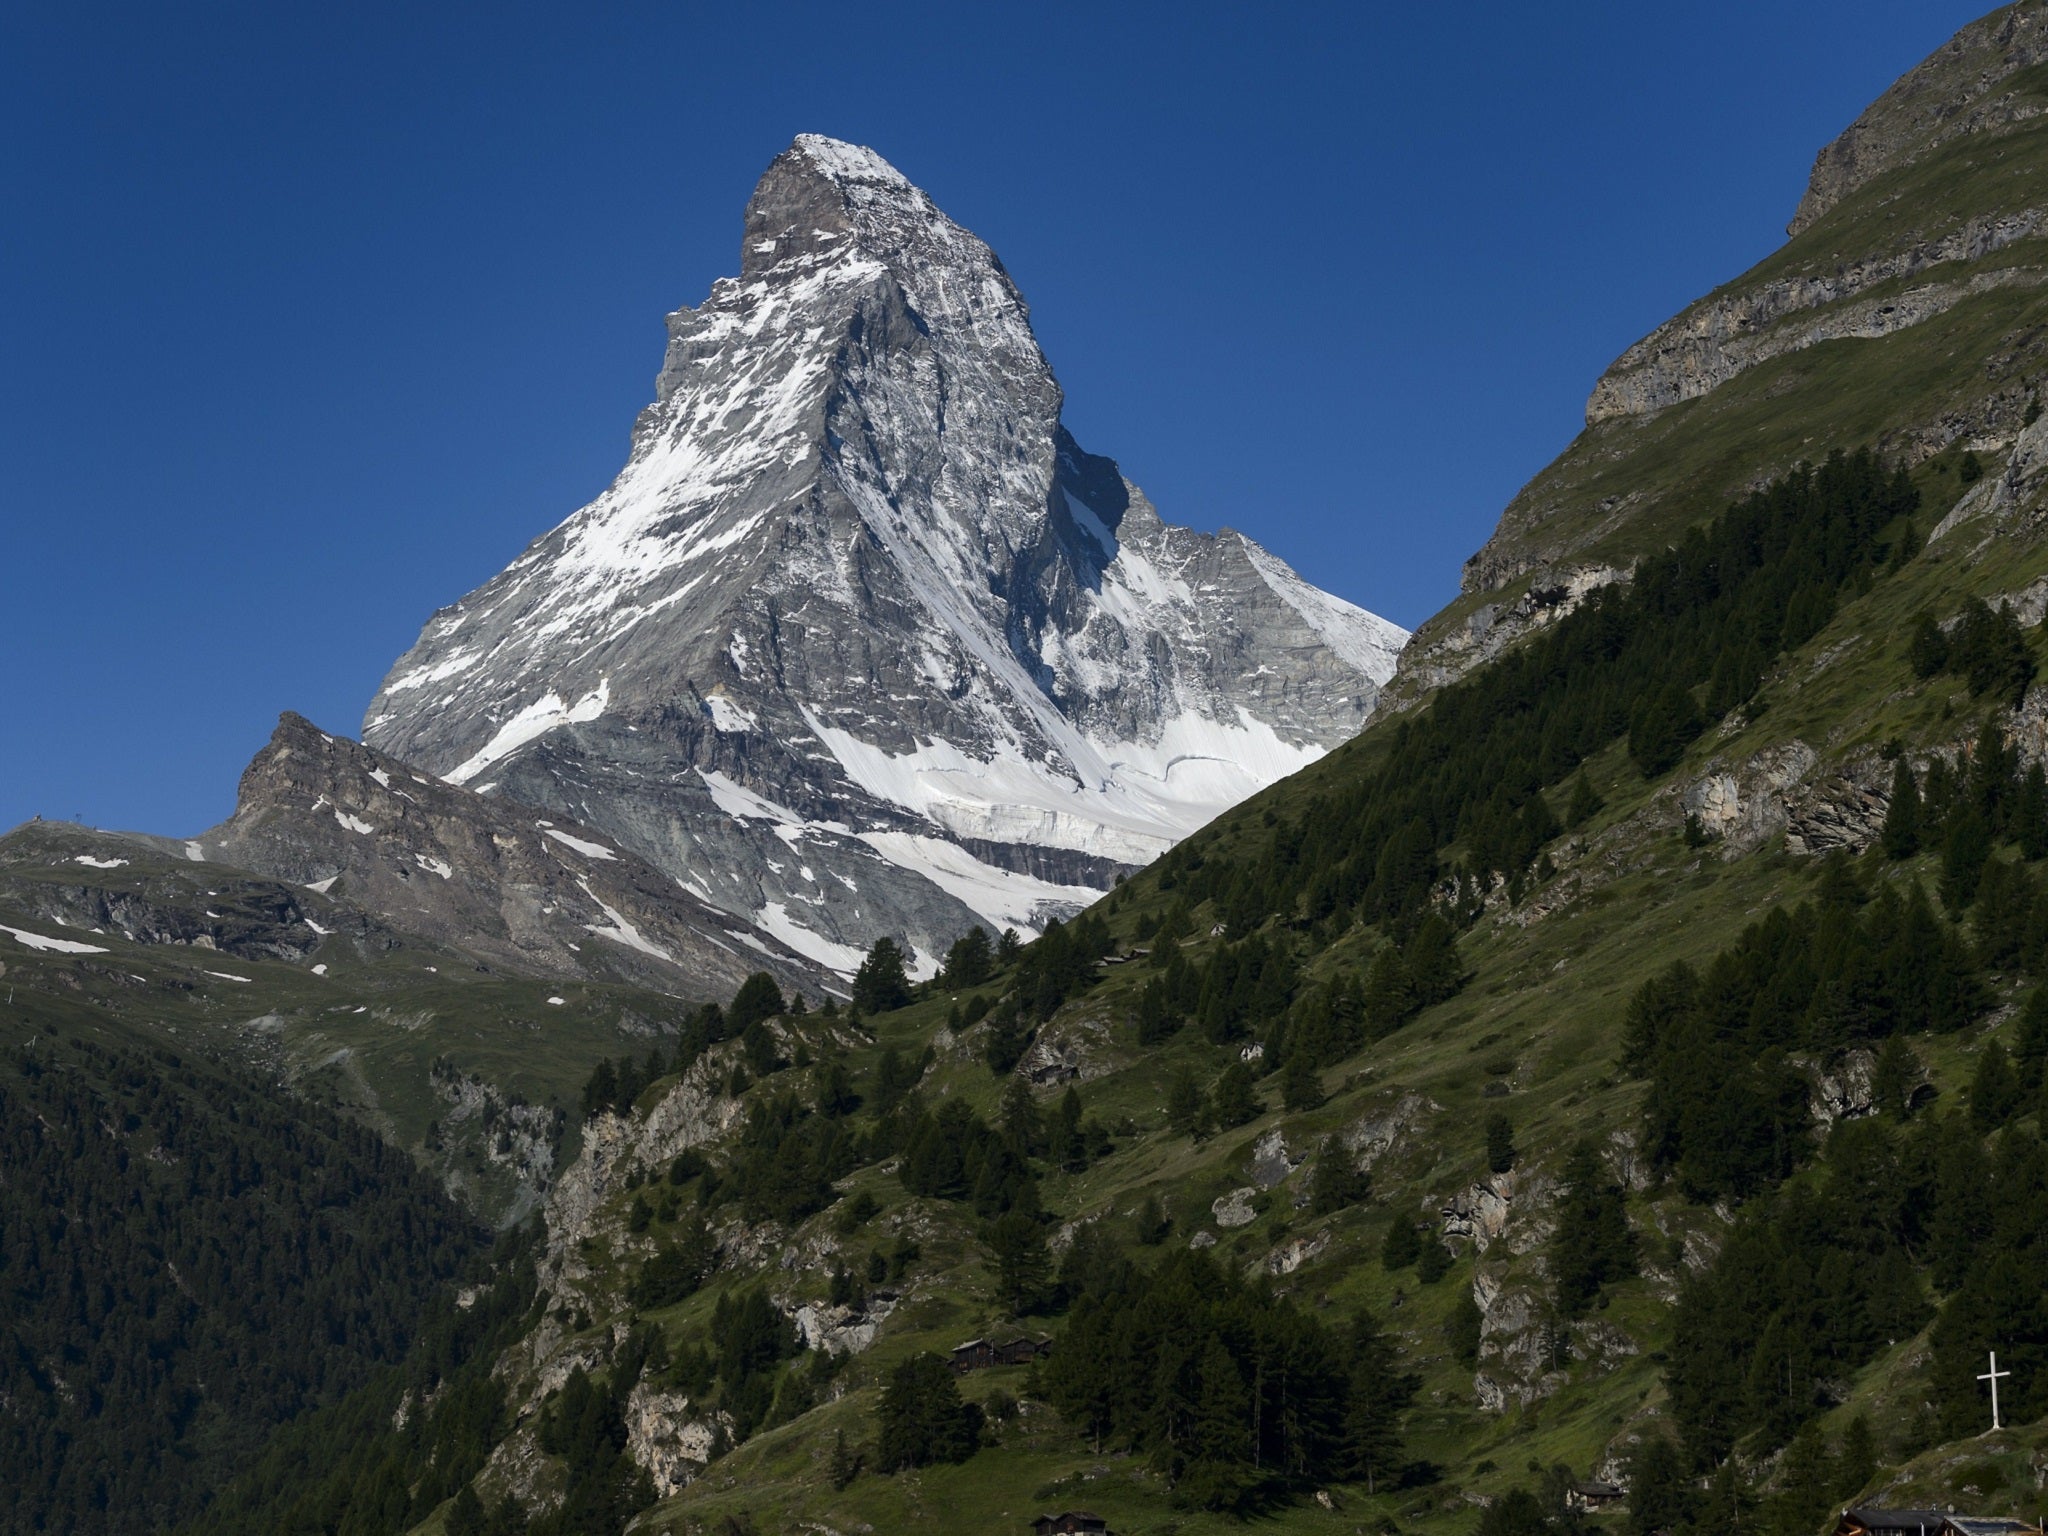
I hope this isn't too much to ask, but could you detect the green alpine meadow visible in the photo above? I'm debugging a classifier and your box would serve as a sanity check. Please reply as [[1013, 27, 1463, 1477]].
[[10, 7, 2048, 1535]]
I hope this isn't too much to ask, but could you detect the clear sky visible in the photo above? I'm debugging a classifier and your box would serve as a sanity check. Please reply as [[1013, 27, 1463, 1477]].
[[1, 0, 1996, 835]]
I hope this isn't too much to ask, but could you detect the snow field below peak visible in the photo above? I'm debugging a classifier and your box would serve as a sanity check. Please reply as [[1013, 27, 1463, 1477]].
[[446, 679, 611, 785]]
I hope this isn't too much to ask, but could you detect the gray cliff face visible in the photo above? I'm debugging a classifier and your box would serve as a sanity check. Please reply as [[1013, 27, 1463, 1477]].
[[1581, 5, 2048, 431], [363, 135, 1406, 975], [201, 713, 829, 999], [1585, 209, 2046, 425], [1789, 4, 2048, 237]]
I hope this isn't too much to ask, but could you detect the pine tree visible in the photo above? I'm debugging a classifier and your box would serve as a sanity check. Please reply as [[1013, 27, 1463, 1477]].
[[939, 926, 993, 989], [1446, 1291, 1483, 1366], [1182, 1337, 1255, 1511], [1167, 1068, 1207, 1138], [1416, 1238, 1453, 1284], [1952, 598, 2036, 706], [1970, 1039, 2022, 1128], [875, 1353, 982, 1470], [1694, 1459, 1754, 1536], [1624, 1437, 1694, 1536], [1048, 1086, 1086, 1172], [1381, 1214, 1423, 1271], [1485, 1111, 1516, 1173], [1361, 945, 1416, 1038], [2019, 761, 2048, 859], [1132, 1193, 1171, 1245], [1310, 1154, 1371, 1215], [1941, 807, 1993, 909], [1566, 773, 1605, 827], [1629, 680, 1706, 777], [2016, 989, 2048, 1093], [985, 1211, 1050, 1315], [1550, 1137, 1636, 1316], [827, 1428, 860, 1489], [1834, 1414, 1876, 1503], [1872, 1033, 1919, 1119], [1477, 1487, 1551, 1536], [445, 1485, 486, 1536], [1908, 611, 1950, 679], [1881, 758, 1921, 860], [1210, 1062, 1261, 1128], [1281, 1049, 1324, 1112], [1341, 1307, 1414, 1494], [852, 937, 913, 1014], [1764, 1419, 1836, 1536], [727, 972, 785, 1032], [997, 1077, 1042, 1157]]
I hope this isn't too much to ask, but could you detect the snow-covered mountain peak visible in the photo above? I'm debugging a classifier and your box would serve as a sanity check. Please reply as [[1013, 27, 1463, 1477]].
[[366, 137, 1407, 975], [787, 134, 913, 190]]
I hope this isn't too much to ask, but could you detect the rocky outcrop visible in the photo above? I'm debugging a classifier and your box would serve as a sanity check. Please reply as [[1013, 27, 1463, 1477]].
[[1441, 1171, 1517, 1254], [1789, 5, 2048, 236], [1264, 1231, 1329, 1275], [623, 1384, 727, 1497], [1588, 222, 2047, 424], [1586, 6, 2048, 428], [428, 1060, 562, 1224], [1342, 1092, 1439, 1171], [1682, 741, 1819, 852], [793, 1296, 894, 1356], [1211, 1188, 1260, 1229], [540, 1060, 749, 1297], [0, 821, 343, 963], [200, 713, 827, 999], [1248, 1128, 1298, 1190], [1389, 564, 1624, 702], [1807, 1048, 1881, 1126], [363, 136, 1406, 973], [1471, 1267, 1566, 1413], [1932, 412, 2048, 548]]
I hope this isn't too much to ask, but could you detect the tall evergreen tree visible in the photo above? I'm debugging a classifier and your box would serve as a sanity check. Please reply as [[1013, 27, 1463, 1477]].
[[853, 937, 914, 1014], [939, 926, 994, 989], [874, 1354, 982, 1470], [1881, 758, 1921, 860], [1281, 1049, 1324, 1112], [1486, 1111, 1517, 1174], [1550, 1138, 1636, 1316]]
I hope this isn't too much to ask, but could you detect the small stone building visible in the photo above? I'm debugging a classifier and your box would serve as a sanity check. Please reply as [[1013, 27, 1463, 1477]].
[[1031, 1514, 1109, 1535], [949, 1333, 1051, 1373], [1566, 1480, 1625, 1513]]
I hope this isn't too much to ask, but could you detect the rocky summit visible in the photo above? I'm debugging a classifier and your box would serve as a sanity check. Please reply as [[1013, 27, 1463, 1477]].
[[363, 135, 1406, 976]]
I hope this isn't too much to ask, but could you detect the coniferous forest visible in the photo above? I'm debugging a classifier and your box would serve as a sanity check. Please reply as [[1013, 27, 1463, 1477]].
[[16, 11, 2048, 1521], [10, 434, 2048, 1536], [0, 1030, 480, 1535], [12, 440, 2048, 1534]]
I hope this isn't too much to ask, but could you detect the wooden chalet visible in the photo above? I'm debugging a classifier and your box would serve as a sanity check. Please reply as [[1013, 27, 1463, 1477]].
[[1565, 1480, 1625, 1513], [1031, 1514, 1109, 1535], [1837, 1511, 2041, 1536], [949, 1333, 1052, 1373]]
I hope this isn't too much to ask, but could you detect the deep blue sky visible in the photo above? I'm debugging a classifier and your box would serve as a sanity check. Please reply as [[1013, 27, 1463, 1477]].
[[2, 0, 1994, 834]]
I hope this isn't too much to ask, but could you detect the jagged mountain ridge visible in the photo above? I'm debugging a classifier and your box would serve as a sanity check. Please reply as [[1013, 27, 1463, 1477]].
[[195, 711, 830, 998], [364, 135, 1406, 975], [1416, 2, 2048, 668]]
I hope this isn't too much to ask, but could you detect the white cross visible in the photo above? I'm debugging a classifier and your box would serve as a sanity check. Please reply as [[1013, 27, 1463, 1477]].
[[1979, 1350, 2010, 1432]]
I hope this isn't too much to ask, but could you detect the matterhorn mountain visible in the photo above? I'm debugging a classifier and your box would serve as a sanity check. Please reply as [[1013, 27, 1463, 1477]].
[[365, 135, 1405, 973]]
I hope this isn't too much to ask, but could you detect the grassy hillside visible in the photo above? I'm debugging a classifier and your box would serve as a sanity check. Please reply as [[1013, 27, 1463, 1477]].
[[188, 433, 2044, 1536], [21, 12, 2048, 1536]]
